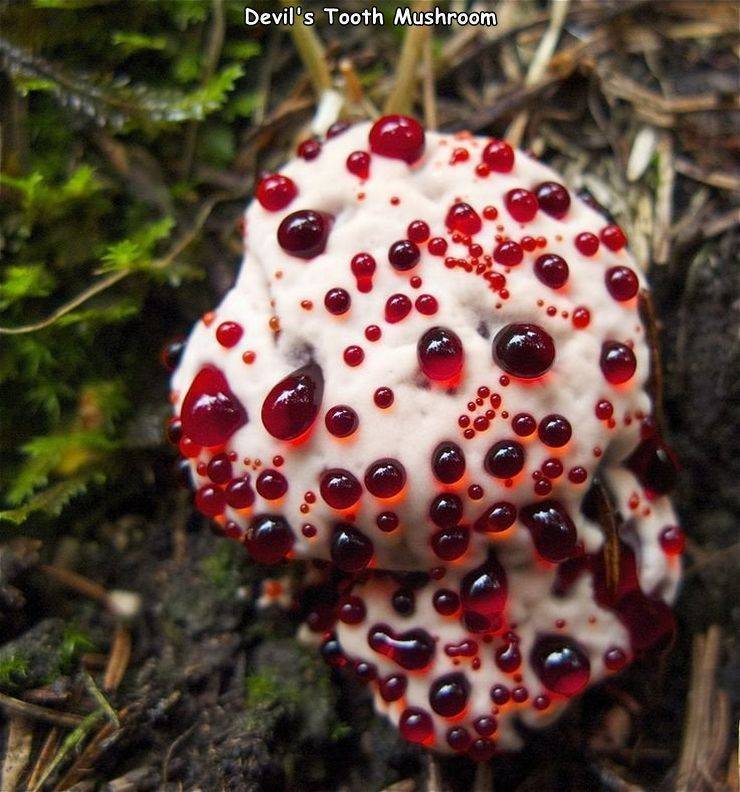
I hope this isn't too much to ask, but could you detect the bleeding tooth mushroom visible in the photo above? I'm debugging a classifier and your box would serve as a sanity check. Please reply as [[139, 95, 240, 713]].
[[168, 117, 682, 758]]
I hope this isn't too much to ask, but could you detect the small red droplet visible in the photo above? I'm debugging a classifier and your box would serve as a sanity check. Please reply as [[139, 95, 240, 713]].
[[575, 232, 599, 256]]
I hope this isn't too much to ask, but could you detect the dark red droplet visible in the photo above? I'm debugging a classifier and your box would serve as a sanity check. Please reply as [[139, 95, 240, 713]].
[[433, 588, 460, 615], [374, 387, 394, 408], [534, 254, 569, 289], [327, 120, 350, 137], [538, 414, 572, 447], [495, 639, 521, 672], [388, 239, 420, 271], [277, 210, 332, 259], [604, 646, 628, 671], [575, 232, 599, 256], [215, 321, 243, 348], [431, 526, 470, 560], [428, 237, 448, 256], [256, 469, 288, 500], [160, 338, 185, 372], [484, 440, 525, 479], [624, 436, 679, 495], [446, 202, 482, 235], [493, 323, 555, 379], [460, 558, 508, 630], [407, 220, 430, 242], [447, 726, 472, 752], [392, 588, 415, 616], [605, 266, 639, 301], [376, 511, 399, 532], [206, 452, 232, 484], [474, 501, 517, 533], [432, 441, 466, 484], [346, 150, 370, 178], [297, 138, 321, 160], [379, 673, 407, 702], [490, 684, 510, 705], [600, 341, 636, 384], [338, 595, 366, 624], [600, 224, 627, 251], [429, 672, 470, 717], [369, 115, 425, 164], [331, 523, 374, 572], [482, 139, 514, 172], [196, 485, 225, 517], [505, 188, 538, 222], [261, 362, 324, 441], [225, 475, 255, 508], [351, 252, 376, 292], [364, 458, 406, 498], [246, 514, 295, 564], [385, 293, 412, 323], [493, 240, 523, 266], [595, 399, 613, 420], [535, 181, 571, 219], [512, 413, 536, 436], [324, 404, 359, 437], [181, 366, 248, 447], [520, 500, 577, 562], [399, 707, 434, 744], [415, 294, 438, 315], [531, 634, 590, 696], [418, 326, 464, 381], [324, 288, 351, 315], [320, 469, 362, 509], [256, 173, 297, 211], [368, 624, 435, 670], [343, 345, 364, 367], [468, 738, 495, 763]]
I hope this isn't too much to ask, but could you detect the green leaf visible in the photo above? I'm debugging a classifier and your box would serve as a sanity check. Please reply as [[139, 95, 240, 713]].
[[224, 41, 261, 60], [111, 31, 168, 55], [0, 265, 56, 309], [0, 473, 105, 525], [99, 217, 175, 273]]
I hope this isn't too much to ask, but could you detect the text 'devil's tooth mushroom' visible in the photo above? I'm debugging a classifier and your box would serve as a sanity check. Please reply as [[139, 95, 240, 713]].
[[169, 117, 682, 759]]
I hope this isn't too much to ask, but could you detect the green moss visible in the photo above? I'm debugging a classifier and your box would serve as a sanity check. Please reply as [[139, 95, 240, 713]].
[[0, 654, 30, 689]]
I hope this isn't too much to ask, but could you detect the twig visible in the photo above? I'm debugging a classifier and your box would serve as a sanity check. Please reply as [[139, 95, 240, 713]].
[[473, 761, 493, 791], [103, 625, 132, 693], [506, 0, 571, 147], [421, 33, 437, 131], [1, 715, 33, 792], [594, 479, 621, 597], [0, 190, 240, 335], [29, 709, 104, 792], [162, 724, 196, 784], [0, 692, 83, 728], [383, 1, 431, 115], [82, 670, 119, 728], [26, 728, 60, 791], [652, 132, 675, 265], [638, 290, 666, 433], [675, 157, 740, 192], [280, 0, 332, 95]]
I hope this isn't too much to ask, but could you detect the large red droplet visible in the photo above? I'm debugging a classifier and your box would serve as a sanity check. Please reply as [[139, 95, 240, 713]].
[[429, 672, 470, 717], [364, 458, 406, 498], [369, 115, 425, 164], [245, 514, 295, 564], [535, 181, 571, 219], [460, 558, 508, 631], [600, 341, 636, 384], [432, 441, 466, 484], [255, 173, 297, 211], [368, 623, 435, 670], [531, 635, 590, 696], [330, 523, 374, 572], [446, 202, 482, 235], [181, 366, 247, 447], [534, 254, 569, 289], [493, 323, 555, 378], [474, 502, 516, 533], [261, 363, 323, 441], [399, 707, 434, 744], [605, 266, 638, 301], [484, 440, 525, 479], [277, 210, 332, 259], [418, 326, 464, 381], [519, 500, 577, 562], [431, 526, 470, 560], [320, 468, 362, 509], [505, 188, 538, 222], [482, 139, 514, 172]]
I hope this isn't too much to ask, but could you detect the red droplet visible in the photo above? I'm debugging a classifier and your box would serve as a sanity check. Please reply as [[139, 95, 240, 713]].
[[385, 293, 412, 323], [277, 210, 332, 259], [160, 338, 185, 372], [534, 254, 569, 289], [568, 466, 588, 484], [432, 441, 466, 484], [433, 588, 460, 616], [493, 323, 555, 378], [505, 188, 538, 222], [512, 413, 536, 436], [256, 173, 297, 211], [535, 181, 571, 219], [418, 326, 464, 381], [495, 639, 521, 672], [493, 240, 523, 266], [446, 202, 482, 235], [520, 500, 577, 562], [407, 219, 430, 242], [538, 414, 572, 447], [369, 624, 435, 670], [376, 511, 399, 532], [368, 115, 425, 164], [595, 399, 613, 420], [482, 139, 514, 172], [572, 306, 591, 329], [206, 452, 232, 484], [325, 405, 359, 437], [531, 635, 590, 696], [181, 366, 247, 447], [246, 514, 295, 564], [428, 237, 448, 256], [330, 523, 374, 571], [351, 252, 376, 292], [484, 440, 525, 478], [605, 266, 638, 301], [624, 436, 679, 495], [324, 288, 351, 315], [297, 138, 321, 160], [600, 224, 627, 251], [575, 232, 599, 256], [399, 707, 434, 744], [364, 458, 406, 498], [320, 469, 362, 509], [327, 120, 350, 138], [388, 239, 420, 271], [256, 469, 288, 500], [600, 341, 636, 384], [261, 362, 324, 441], [429, 672, 470, 716], [659, 525, 685, 555], [474, 501, 516, 533], [415, 294, 438, 315], [447, 726, 472, 752], [460, 558, 508, 631], [379, 673, 407, 702], [374, 387, 394, 408], [604, 646, 628, 671], [343, 345, 365, 367], [431, 526, 470, 560], [196, 484, 225, 517], [346, 150, 370, 178], [225, 475, 254, 508]]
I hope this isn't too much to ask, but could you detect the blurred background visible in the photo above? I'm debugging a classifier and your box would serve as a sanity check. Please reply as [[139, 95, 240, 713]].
[[0, 1, 737, 790]]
